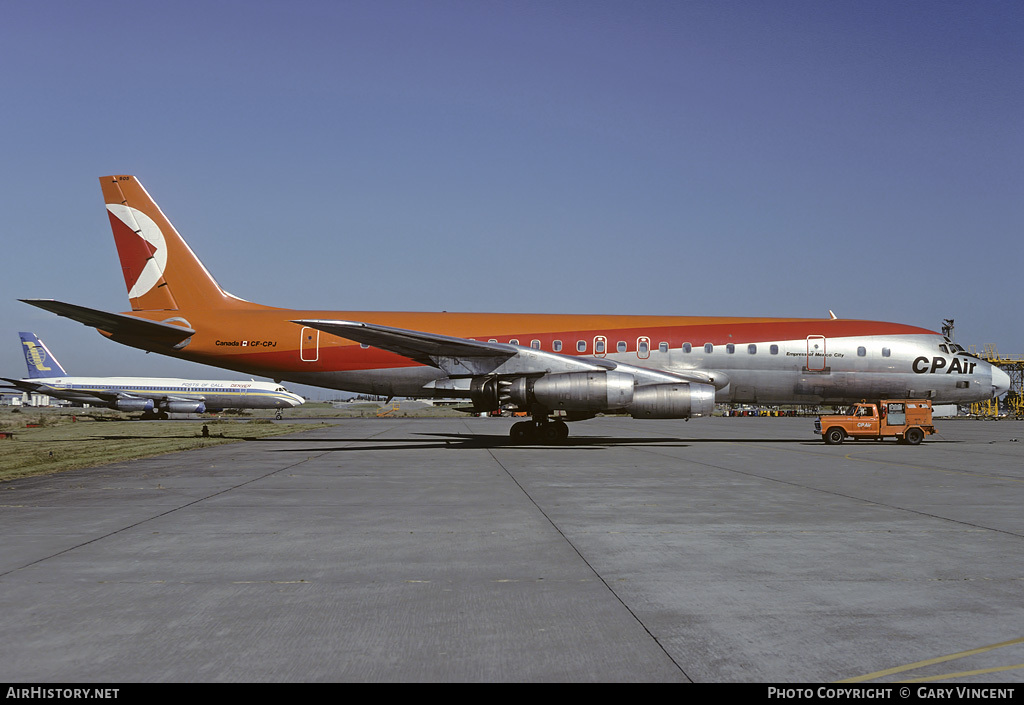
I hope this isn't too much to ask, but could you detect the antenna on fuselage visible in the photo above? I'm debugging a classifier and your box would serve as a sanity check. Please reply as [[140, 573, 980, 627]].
[[829, 310, 838, 320], [942, 319, 955, 340]]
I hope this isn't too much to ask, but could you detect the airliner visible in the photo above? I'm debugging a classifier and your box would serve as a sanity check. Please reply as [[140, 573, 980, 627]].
[[2, 331, 304, 418], [22, 175, 1009, 442]]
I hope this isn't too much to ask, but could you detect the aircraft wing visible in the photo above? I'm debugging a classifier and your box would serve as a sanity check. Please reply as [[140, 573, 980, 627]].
[[294, 319, 617, 377], [292, 319, 731, 390], [20, 299, 195, 345], [296, 319, 518, 366]]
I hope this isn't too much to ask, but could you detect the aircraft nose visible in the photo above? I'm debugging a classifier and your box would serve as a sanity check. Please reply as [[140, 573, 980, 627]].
[[992, 365, 1011, 398]]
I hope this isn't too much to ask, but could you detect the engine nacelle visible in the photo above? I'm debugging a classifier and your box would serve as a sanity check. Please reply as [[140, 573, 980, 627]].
[[628, 382, 716, 419], [471, 372, 715, 419], [508, 371, 635, 412], [163, 401, 206, 414], [469, 376, 502, 412], [114, 398, 155, 412]]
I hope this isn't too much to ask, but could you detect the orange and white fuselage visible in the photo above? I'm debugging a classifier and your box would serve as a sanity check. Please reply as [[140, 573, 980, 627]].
[[23, 175, 1010, 439]]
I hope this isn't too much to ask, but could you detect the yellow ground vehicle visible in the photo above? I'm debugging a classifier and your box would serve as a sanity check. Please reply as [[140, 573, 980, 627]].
[[814, 400, 936, 445]]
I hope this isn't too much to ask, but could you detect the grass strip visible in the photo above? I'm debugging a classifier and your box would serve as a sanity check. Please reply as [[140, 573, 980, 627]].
[[0, 415, 302, 482]]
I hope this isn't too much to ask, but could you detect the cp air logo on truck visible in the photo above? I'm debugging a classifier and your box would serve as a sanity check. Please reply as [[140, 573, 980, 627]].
[[912, 357, 978, 374]]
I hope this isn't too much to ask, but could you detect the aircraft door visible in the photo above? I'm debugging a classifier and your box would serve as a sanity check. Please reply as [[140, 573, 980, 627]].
[[806, 335, 826, 371], [300, 327, 319, 362], [594, 336, 607, 358]]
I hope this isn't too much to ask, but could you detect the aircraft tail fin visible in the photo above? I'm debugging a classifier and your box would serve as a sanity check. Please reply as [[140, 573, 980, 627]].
[[19, 332, 68, 378], [100, 175, 259, 312]]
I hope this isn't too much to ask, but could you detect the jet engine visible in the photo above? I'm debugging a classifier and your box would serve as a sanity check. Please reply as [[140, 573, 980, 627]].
[[469, 375, 504, 412], [507, 371, 635, 411], [628, 382, 716, 418], [470, 371, 715, 419], [114, 398, 155, 412], [163, 401, 206, 414]]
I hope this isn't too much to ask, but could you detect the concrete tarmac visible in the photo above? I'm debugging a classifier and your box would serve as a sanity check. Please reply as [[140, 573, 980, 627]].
[[2, 416, 1023, 683]]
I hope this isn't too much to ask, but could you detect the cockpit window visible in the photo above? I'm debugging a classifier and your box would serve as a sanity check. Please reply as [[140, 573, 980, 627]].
[[941, 342, 975, 357]]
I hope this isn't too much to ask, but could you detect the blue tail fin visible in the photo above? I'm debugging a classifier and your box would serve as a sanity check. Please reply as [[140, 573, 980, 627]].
[[19, 332, 68, 378]]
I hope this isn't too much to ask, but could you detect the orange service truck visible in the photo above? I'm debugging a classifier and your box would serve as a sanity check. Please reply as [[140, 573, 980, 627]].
[[815, 400, 936, 445]]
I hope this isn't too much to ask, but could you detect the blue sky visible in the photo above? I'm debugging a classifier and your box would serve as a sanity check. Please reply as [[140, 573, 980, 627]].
[[2, 1, 1021, 399]]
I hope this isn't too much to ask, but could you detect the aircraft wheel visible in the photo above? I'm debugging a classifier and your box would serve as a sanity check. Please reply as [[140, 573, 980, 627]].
[[824, 428, 845, 445], [510, 421, 534, 444], [905, 427, 924, 445], [554, 420, 569, 441], [539, 423, 563, 444]]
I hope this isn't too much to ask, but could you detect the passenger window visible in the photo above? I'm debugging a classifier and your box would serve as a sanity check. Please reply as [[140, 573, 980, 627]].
[[638, 339, 649, 355], [882, 348, 891, 357], [617, 341, 627, 353], [553, 340, 562, 352], [748, 344, 756, 354], [726, 344, 735, 354], [704, 343, 713, 354], [577, 340, 587, 352], [770, 344, 779, 355], [659, 342, 668, 353], [683, 342, 692, 353], [531, 340, 540, 349], [509, 339, 519, 345], [857, 346, 866, 357], [594, 339, 605, 354]]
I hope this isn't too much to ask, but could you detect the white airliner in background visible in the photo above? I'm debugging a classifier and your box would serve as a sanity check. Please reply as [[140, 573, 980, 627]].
[[2, 331, 305, 418]]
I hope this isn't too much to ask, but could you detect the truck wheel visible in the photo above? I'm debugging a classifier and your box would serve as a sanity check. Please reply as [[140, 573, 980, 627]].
[[905, 427, 924, 445], [824, 428, 845, 445]]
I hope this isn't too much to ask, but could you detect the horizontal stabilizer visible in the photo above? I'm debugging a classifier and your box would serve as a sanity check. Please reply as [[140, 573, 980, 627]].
[[1, 377, 38, 392], [20, 299, 195, 345]]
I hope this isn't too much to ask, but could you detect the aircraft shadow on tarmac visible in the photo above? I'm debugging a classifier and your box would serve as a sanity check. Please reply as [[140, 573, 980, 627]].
[[255, 433, 827, 452], [81, 433, 667, 448], [86, 433, 953, 451], [84, 432, 689, 450]]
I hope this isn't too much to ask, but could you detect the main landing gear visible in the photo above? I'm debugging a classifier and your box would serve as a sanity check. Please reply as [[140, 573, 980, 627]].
[[509, 418, 570, 444]]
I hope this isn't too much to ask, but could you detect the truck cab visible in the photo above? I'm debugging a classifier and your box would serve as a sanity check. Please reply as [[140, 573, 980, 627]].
[[815, 400, 935, 445]]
